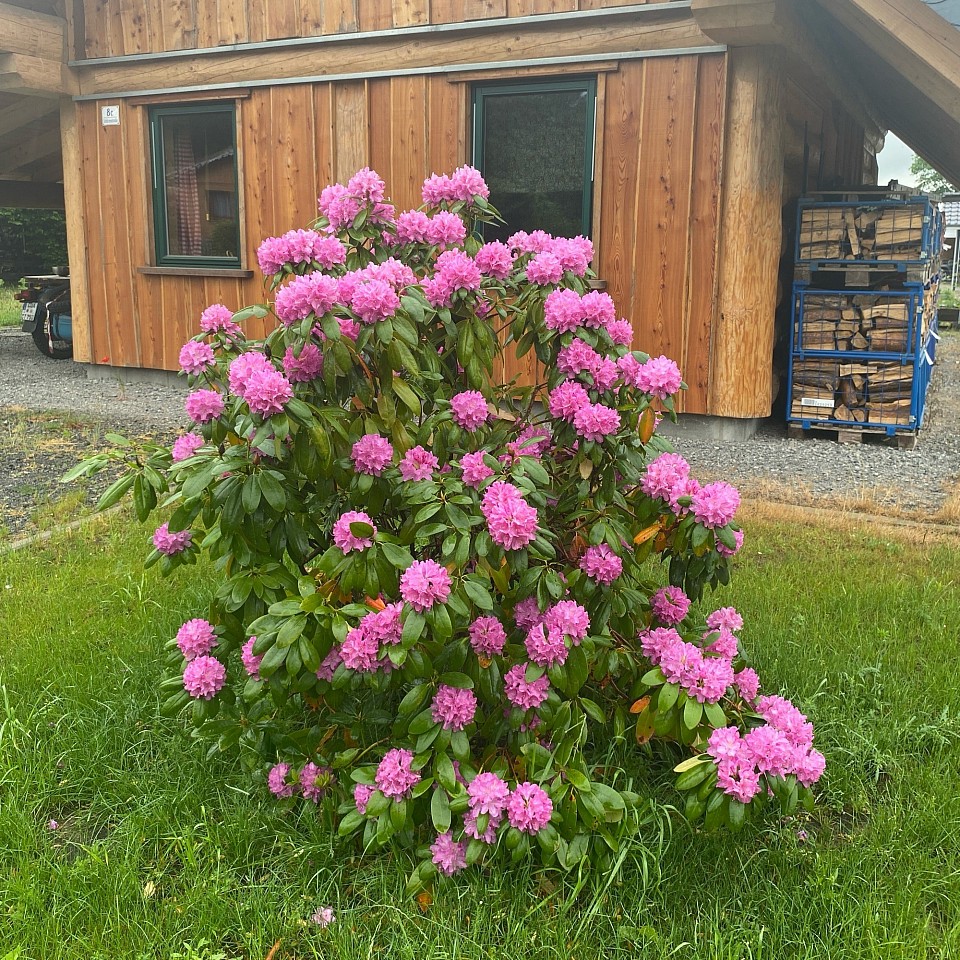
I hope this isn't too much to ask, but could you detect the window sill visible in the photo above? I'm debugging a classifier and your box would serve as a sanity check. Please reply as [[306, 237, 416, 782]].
[[138, 266, 254, 279]]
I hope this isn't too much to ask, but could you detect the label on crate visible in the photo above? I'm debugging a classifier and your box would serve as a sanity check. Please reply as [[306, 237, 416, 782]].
[[800, 397, 834, 408]]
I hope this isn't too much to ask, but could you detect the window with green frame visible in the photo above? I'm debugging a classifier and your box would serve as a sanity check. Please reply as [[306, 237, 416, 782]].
[[149, 103, 241, 268], [472, 77, 597, 242]]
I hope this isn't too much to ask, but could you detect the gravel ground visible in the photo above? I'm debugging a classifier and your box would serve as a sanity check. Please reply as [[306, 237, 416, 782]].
[[0, 325, 957, 539]]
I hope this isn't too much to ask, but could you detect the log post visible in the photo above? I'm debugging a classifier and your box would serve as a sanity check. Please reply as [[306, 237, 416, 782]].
[[708, 46, 784, 418]]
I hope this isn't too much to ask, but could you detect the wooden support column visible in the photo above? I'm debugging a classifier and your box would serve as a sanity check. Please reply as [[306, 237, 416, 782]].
[[59, 98, 92, 364], [708, 46, 783, 418]]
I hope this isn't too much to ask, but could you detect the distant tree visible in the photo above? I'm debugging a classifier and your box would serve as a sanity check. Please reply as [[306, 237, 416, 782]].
[[0, 208, 67, 283], [908, 155, 957, 194]]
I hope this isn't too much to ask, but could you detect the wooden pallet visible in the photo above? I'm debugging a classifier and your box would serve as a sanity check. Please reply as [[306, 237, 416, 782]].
[[787, 423, 917, 449]]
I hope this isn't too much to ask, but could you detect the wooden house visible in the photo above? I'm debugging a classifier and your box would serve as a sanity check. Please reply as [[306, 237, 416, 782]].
[[2, 0, 960, 426]]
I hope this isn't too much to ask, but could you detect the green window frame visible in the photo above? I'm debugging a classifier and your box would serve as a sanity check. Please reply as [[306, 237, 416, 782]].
[[149, 103, 241, 269], [472, 77, 597, 240]]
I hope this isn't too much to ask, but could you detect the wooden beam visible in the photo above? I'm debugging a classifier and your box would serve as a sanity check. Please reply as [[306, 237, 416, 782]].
[[0, 96, 58, 138], [0, 179, 64, 207], [690, 0, 780, 45], [59, 98, 91, 363], [75, 12, 714, 95], [709, 46, 784, 418], [0, 53, 77, 96], [0, 1, 66, 61], [0, 125, 61, 175]]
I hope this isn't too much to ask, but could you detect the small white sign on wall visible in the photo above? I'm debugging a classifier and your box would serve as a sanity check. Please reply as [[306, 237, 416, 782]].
[[101, 105, 120, 127]]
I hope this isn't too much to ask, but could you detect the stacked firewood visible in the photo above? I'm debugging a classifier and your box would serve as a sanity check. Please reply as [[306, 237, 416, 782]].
[[791, 359, 913, 425], [797, 204, 927, 262], [798, 294, 913, 353]]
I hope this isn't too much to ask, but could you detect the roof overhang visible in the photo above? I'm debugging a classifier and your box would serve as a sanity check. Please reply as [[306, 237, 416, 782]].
[[693, 0, 960, 186]]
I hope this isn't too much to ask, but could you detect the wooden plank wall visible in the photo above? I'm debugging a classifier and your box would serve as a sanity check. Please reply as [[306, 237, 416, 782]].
[[80, 0, 687, 58], [73, 76, 465, 370]]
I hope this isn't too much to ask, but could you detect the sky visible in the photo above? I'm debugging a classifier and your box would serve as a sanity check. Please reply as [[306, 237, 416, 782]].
[[876, 133, 918, 187]]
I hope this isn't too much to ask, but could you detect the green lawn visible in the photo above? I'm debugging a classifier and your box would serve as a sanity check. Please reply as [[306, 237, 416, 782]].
[[0, 283, 22, 328], [2, 510, 959, 958]]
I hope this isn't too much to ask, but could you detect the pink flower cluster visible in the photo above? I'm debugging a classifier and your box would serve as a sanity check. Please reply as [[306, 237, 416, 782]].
[[468, 616, 507, 656], [282, 343, 323, 382], [431, 684, 477, 730], [396, 210, 468, 249], [640, 453, 701, 516], [256, 229, 346, 275], [176, 618, 217, 660], [650, 585, 691, 626], [300, 763, 334, 802], [171, 432, 204, 462], [579, 544, 622, 585], [459, 450, 495, 488], [241, 637, 263, 680], [639, 627, 735, 704], [199, 303, 241, 336], [708, 697, 825, 803], [375, 747, 420, 800], [692, 481, 741, 529], [400, 559, 452, 612], [544, 288, 616, 334], [153, 522, 192, 556], [227, 351, 292, 417], [332, 510, 377, 553], [185, 389, 224, 423], [351, 434, 394, 475], [268, 762, 296, 798], [423, 249, 482, 306], [465, 771, 509, 842], [480, 481, 539, 551], [431, 831, 467, 875], [450, 390, 490, 430], [506, 782, 553, 834], [421, 165, 490, 205], [179, 340, 215, 376], [620, 355, 683, 398], [507, 231, 593, 276], [572, 402, 621, 442], [319, 168, 393, 230], [474, 241, 514, 279], [338, 603, 402, 674], [525, 623, 568, 667], [183, 655, 226, 699], [557, 340, 618, 391], [399, 445, 439, 481], [274, 272, 340, 325], [504, 663, 550, 711]]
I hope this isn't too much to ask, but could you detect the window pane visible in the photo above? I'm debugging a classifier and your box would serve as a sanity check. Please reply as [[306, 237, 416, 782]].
[[159, 111, 239, 259], [477, 84, 592, 240]]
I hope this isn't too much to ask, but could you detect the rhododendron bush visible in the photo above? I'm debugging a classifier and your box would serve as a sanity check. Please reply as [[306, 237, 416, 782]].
[[71, 166, 823, 892]]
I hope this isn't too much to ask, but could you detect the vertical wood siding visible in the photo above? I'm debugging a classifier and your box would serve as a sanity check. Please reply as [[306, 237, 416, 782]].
[[79, 0, 689, 57]]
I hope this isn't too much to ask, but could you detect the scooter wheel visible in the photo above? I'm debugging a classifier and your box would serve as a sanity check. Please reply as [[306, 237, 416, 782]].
[[32, 322, 73, 360]]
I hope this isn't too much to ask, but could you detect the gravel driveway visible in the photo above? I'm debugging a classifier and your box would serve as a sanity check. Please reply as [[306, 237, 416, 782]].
[[0, 325, 957, 539]]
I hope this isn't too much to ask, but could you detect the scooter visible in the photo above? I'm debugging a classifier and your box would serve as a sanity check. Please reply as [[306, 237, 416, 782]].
[[14, 268, 73, 360]]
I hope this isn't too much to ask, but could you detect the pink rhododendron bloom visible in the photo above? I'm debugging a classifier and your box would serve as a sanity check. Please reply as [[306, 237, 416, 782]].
[[361, 602, 404, 645], [450, 390, 490, 430], [481, 481, 538, 550], [435, 249, 482, 292], [504, 663, 550, 710], [692, 481, 741, 529], [557, 339, 602, 378], [274, 272, 340, 324], [340, 626, 380, 672], [467, 772, 510, 817], [637, 626, 677, 665], [179, 340, 215, 376], [641, 452, 691, 501], [544, 288, 585, 333], [318, 182, 360, 229], [311, 906, 336, 927], [684, 655, 735, 703], [743, 725, 795, 777], [707, 607, 744, 632], [513, 597, 543, 631], [668, 474, 701, 516], [756, 696, 815, 749], [425, 211, 467, 248], [607, 318, 633, 346], [242, 368, 293, 417], [511, 424, 551, 459], [716, 757, 761, 804], [347, 166, 386, 202], [659, 640, 703, 687], [183, 655, 226, 699], [451, 164, 490, 201], [592, 356, 620, 392], [717, 528, 745, 558], [241, 637, 263, 680], [796, 748, 826, 788], [300, 762, 334, 802], [153, 523, 191, 556], [650, 586, 691, 626], [282, 343, 323, 382], [200, 303, 241, 335], [400, 559, 451, 611], [579, 544, 622, 584], [632, 355, 683, 398], [176, 618, 217, 660], [543, 600, 590, 642], [421, 172, 455, 205], [506, 782, 553, 834], [268, 762, 296, 798], [525, 251, 564, 285], [351, 434, 394, 475], [551, 234, 593, 273], [350, 278, 400, 324], [171, 432, 204, 462], [399, 445, 439, 481], [257, 229, 346, 274], [468, 616, 507, 656], [431, 685, 477, 730], [185, 389, 224, 423], [573, 402, 621, 442], [474, 241, 514, 279], [228, 351, 273, 395], [579, 290, 615, 329], [707, 726, 743, 762], [375, 748, 420, 800], [459, 450, 495, 488], [525, 623, 568, 667], [316, 645, 342, 681], [548, 381, 590, 421], [431, 831, 468, 875], [707, 627, 738, 659], [396, 209, 431, 242], [734, 667, 760, 702], [464, 810, 501, 844], [353, 782, 374, 814], [332, 510, 377, 553]]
